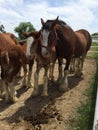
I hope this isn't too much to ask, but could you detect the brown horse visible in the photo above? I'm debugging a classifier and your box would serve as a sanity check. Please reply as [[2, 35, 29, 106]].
[[18, 40, 34, 88], [69, 29, 92, 73], [23, 31, 56, 96], [0, 33, 27, 103], [40, 16, 92, 92], [74, 29, 92, 72], [1, 44, 27, 103], [23, 17, 91, 96]]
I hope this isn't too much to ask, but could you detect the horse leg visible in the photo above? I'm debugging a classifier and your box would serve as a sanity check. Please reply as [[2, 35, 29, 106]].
[[16, 67, 22, 78], [0, 68, 10, 101], [57, 58, 63, 84], [5, 67, 20, 102], [22, 64, 27, 87], [7, 79, 18, 103], [80, 55, 86, 70], [59, 58, 70, 92], [41, 66, 48, 96], [48, 62, 55, 81], [75, 58, 82, 77], [32, 64, 41, 96], [69, 58, 75, 72], [2, 80, 9, 101], [0, 80, 6, 99], [27, 60, 34, 88], [1, 79, 17, 103], [0, 68, 6, 98]]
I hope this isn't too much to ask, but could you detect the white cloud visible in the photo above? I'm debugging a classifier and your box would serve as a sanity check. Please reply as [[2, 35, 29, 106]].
[[0, 0, 98, 35]]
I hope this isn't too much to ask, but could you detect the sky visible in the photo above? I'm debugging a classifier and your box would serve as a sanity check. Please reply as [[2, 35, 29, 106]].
[[0, 0, 98, 36]]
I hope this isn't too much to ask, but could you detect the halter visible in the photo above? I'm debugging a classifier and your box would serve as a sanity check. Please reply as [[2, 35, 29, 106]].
[[41, 28, 58, 53]]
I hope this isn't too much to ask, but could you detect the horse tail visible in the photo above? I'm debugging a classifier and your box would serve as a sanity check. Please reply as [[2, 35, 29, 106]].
[[1, 52, 10, 68], [86, 32, 92, 52]]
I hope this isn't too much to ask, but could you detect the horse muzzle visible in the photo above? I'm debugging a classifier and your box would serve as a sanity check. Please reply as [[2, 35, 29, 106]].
[[41, 50, 51, 58], [26, 54, 34, 60]]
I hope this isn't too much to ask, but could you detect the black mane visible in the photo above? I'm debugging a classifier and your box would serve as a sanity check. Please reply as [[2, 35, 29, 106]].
[[42, 19, 67, 31]]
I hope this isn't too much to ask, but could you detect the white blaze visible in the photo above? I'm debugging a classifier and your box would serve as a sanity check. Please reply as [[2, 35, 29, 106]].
[[42, 30, 49, 54], [26, 36, 34, 57]]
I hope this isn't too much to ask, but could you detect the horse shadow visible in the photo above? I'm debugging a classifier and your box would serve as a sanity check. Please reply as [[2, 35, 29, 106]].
[[68, 74, 84, 89], [0, 73, 83, 127], [0, 76, 28, 113]]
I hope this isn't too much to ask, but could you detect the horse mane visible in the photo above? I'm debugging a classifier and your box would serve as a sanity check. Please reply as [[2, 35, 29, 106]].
[[42, 19, 67, 30]]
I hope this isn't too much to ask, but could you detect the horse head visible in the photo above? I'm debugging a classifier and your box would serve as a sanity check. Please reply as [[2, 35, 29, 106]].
[[22, 31, 41, 59], [40, 16, 59, 58]]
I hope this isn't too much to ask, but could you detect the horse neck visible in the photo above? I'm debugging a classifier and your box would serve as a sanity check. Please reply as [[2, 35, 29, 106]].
[[35, 42, 55, 64], [56, 25, 74, 45], [34, 39, 44, 59]]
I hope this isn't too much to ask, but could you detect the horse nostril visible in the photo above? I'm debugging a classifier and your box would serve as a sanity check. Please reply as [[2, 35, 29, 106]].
[[46, 52, 49, 55], [27, 55, 32, 59], [42, 49, 50, 57]]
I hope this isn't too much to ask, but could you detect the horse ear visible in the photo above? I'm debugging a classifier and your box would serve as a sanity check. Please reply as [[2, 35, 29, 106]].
[[56, 16, 59, 21], [41, 18, 45, 25], [51, 16, 59, 29], [28, 31, 41, 39], [22, 32, 30, 38], [34, 31, 41, 39], [23, 31, 38, 38]]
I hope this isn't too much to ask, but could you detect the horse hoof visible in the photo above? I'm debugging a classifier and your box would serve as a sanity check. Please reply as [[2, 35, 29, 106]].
[[32, 91, 39, 97], [48, 76, 54, 81], [5, 96, 18, 103], [75, 72, 82, 78], [69, 68, 75, 73], [12, 97, 18, 103], [57, 79, 62, 84], [28, 83, 33, 88], [59, 85, 69, 92], [25, 84, 33, 90], [41, 92, 48, 96], [0, 92, 6, 99]]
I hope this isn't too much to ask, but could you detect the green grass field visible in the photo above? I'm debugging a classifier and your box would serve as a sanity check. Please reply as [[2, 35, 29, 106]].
[[87, 42, 98, 58], [75, 43, 98, 130]]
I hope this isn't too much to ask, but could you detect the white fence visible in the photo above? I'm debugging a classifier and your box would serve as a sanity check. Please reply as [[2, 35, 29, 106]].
[[93, 87, 98, 130], [87, 46, 98, 57], [92, 36, 98, 43], [89, 45, 98, 130]]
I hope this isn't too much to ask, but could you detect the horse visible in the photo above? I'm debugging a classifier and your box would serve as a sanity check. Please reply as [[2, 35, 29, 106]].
[[40, 16, 92, 93], [3, 32, 19, 44], [69, 29, 92, 74], [0, 33, 27, 103], [18, 40, 34, 88], [74, 29, 92, 73], [23, 31, 56, 96]]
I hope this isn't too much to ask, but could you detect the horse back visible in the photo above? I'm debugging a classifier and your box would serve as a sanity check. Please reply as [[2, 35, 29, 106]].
[[0, 33, 17, 51], [76, 29, 91, 50], [1, 44, 27, 72]]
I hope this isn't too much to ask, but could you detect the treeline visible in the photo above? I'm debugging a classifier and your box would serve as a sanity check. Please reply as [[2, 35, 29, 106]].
[[0, 22, 36, 40], [92, 32, 98, 36], [1, 22, 98, 38]]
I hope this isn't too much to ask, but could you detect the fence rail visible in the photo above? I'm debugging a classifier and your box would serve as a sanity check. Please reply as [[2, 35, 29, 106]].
[[89, 45, 98, 130], [93, 87, 98, 130], [92, 36, 98, 43], [88, 46, 98, 55]]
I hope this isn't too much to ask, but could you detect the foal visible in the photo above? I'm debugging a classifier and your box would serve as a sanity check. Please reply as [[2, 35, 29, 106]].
[[23, 31, 56, 96], [18, 40, 34, 88]]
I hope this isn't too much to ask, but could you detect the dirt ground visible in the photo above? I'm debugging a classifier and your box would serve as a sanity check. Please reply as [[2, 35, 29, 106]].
[[0, 58, 96, 130]]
